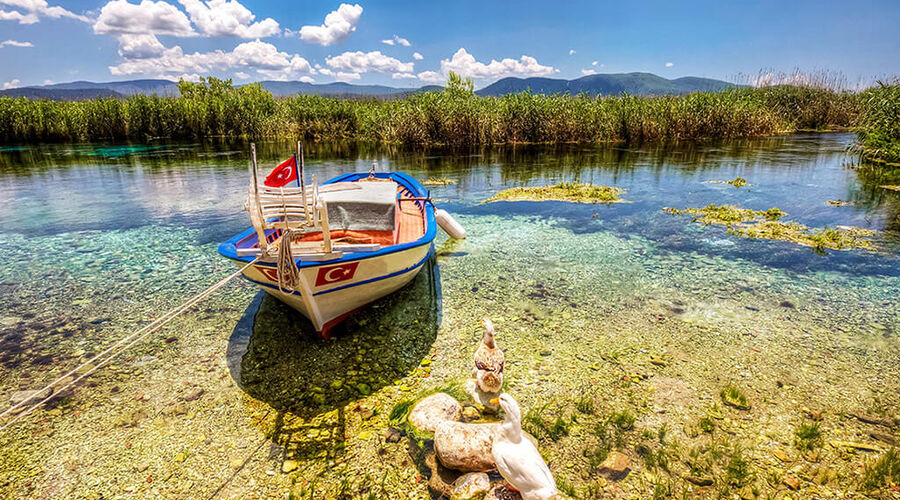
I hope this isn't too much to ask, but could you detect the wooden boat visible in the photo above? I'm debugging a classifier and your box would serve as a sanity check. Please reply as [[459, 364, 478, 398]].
[[218, 143, 452, 337]]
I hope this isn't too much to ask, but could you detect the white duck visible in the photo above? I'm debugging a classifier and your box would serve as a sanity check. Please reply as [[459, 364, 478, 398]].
[[490, 393, 560, 500]]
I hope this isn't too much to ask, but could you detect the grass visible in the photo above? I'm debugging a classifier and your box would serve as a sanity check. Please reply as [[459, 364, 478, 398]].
[[720, 384, 751, 411], [664, 203, 876, 251], [863, 448, 900, 490], [1, 75, 895, 148], [794, 422, 824, 451], [484, 181, 626, 204]]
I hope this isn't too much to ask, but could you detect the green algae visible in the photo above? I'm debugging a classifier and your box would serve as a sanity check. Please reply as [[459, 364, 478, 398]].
[[421, 177, 456, 186], [720, 384, 751, 411], [881, 185, 900, 192], [706, 177, 750, 188], [826, 199, 853, 206], [484, 181, 627, 204], [664, 203, 876, 251]]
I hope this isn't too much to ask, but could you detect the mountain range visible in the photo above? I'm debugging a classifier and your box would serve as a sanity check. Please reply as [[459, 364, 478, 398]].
[[0, 73, 738, 100]]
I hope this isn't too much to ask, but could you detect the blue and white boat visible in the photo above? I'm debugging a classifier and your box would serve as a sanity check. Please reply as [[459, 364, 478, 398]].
[[218, 144, 463, 337]]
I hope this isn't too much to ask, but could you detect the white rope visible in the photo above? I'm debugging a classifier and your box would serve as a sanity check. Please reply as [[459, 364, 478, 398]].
[[276, 229, 301, 293], [0, 259, 258, 433]]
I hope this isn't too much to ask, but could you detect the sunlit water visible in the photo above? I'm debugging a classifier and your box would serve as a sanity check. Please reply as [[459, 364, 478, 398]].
[[1, 134, 900, 496]]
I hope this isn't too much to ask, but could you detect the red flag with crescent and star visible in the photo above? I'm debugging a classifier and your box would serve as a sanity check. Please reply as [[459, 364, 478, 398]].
[[263, 154, 299, 187]]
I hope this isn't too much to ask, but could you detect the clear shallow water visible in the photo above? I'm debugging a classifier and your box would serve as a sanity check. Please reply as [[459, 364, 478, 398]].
[[1, 134, 899, 497], [0, 134, 898, 368]]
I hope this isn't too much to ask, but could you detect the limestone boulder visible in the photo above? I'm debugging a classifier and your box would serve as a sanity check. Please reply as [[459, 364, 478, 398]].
[[408, 393, 463, 434]]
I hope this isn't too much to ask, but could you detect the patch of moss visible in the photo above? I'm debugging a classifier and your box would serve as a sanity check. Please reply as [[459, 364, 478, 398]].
[[794, 422, 824, 451], [484, 181, 627, 204], [664, 203, 875, 251], [720, 384, 751, 411], [706, 177, 750, 188], [422, 177, 455, 186]]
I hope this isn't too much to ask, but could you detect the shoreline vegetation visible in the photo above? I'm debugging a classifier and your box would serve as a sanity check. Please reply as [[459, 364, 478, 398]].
[[0, 73, 897, 163]]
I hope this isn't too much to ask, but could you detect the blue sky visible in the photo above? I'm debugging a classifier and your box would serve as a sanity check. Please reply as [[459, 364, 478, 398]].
[[0, 0, 898, 90]]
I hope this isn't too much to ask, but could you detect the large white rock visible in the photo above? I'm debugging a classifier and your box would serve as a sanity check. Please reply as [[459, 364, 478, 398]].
[[434, 421, 499, 472], [408, 392, 463, 434]]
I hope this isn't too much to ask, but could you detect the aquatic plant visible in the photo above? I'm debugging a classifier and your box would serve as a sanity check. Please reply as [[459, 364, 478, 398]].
[[699, 416, 716, 433], [610, 410, 636, 430], [724, 446, 754, 488], [484, 182, 626, 204], [794, 422, 824, 451], [862, 448, 900, 490], [555, 476, 577, 497], [523, 403, 571, 441], [575, 389, 595, 415], [707, 177, 750, 188], [664, 204, 876, 251], [720, 384, 751, 411]]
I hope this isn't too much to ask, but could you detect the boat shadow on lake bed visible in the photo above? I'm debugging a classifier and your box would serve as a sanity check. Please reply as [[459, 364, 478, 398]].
[[226, 257, 441, 418]]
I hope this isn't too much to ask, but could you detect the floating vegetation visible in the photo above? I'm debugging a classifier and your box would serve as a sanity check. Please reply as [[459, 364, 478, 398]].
[[794, 422, 824, 451], [664, 203, 876, 251], [706, 177, 750, 188], [484, 182, 626, 204], [881, 185, 900, 192], [422, 177, 456, 186], [826, 199, 852, 206], [720, 384, 751, 411]]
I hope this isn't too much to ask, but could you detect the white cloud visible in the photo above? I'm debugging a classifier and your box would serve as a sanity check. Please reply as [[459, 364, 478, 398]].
[[177, 0, 279, 38], [0, 0, 88, 23], [116, 34, 166, 58], [568, 49, 575, 55], [412, 52, 423, 60], [42, 79, 52, 84], [326, 50, 414, 74], [2, 78, 20, 89], [299, 75, 314, 83], [423, 48, 556, 82], [317, 68, 358, 82], [665, 62, 674, 67], [108, 39, 314, 80], [381, 34, 409, 47], [0, 9, 37, 23], [0, 39, 33, 47], [591, 61, 598, 66], [234, 71, 249, 78], [580, 69, 596, 76], [94, 0, 195, 36], [392, 72, 415, 79], [416, 70, 443, 83], [298, 3, 361, 46]]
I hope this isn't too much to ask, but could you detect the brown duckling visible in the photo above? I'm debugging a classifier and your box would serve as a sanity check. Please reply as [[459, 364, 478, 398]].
[[474, 318, 504, 393]]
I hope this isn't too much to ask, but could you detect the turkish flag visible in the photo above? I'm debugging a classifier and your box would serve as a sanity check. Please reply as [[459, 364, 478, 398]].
[[263, 154, 298, 187], [315, 262, 360, 287]]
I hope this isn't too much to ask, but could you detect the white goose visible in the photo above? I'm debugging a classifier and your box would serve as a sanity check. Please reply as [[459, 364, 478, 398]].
[[490, 393, 560, 500]]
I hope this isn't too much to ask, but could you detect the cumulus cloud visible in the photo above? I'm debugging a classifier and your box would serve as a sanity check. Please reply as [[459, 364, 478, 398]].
[[109, 39, 313, 81], [0, 39, 33, 47], [412, 52, 423, 60], [116, 34, 166, 58], [326, 50, 414, 74], [381, 34, 409, 47], [665, 62, 674, 67], [299, 75, 314, 83], [298, 3, 361, 46], [591, 61, 598, 66], [421, 48, 556, 82], [2, 78, 20, 89], [391, 72, 415, 79], [580, 69, 596, 76], [0, 0, 88, 23], [177, 0, 279, 38], [569, 49, 575, 55], [94, 0, 195, 36]]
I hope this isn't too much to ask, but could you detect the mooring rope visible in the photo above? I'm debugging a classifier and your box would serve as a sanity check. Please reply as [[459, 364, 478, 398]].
[[276, 228, 302, 293], [0, 258, 258, 433]]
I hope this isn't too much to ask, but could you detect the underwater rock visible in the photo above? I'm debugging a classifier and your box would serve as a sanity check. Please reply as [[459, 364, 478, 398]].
[[384, 428, 402, 443], [9, 388, 52, 408], [425, 449, 464, 497], [598, 451, 631, 480], [450, 472, 491, 500], [433, 421, 497, 472], [281, 460, 299, 473], [408, 393, 463, 434], [783, 476, 801, 490], [484, 485, 523, 500]]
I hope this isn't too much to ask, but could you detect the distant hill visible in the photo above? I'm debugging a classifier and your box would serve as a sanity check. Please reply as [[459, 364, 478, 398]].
[[476, 73, 738, 96], [0, 73, 737, 101]]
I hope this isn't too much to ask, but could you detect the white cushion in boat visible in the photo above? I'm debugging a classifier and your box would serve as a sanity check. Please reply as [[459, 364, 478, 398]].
[[319, 181, 397, 232]]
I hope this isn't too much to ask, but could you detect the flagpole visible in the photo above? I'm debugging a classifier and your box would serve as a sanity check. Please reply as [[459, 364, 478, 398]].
[[297, 141, 304, 189]]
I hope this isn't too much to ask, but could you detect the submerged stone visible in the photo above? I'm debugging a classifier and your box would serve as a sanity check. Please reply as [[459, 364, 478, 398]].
[[433, 421, 498, 472], [408, 393, 463, 434], [450, 472, 491, 500]]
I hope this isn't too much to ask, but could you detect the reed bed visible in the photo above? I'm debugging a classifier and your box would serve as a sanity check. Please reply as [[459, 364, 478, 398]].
[[0, 76, 893, 151], [855, 79, 900, 164]]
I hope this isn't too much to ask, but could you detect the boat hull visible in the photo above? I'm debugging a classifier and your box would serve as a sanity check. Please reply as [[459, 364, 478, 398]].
[[226, 242, 432, 337]]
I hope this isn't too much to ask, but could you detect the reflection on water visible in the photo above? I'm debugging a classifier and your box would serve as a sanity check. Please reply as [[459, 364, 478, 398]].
[[227, 258, 440, 416]]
